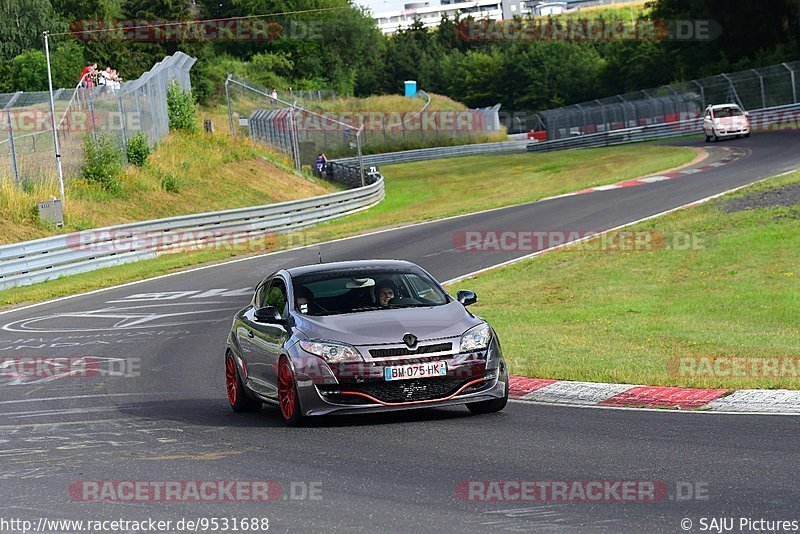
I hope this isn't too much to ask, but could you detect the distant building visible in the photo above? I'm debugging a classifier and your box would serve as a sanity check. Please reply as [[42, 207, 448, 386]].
[[529, 1, 568, 16], [369, 0, 640, 34], [371, 0, 518, 34]]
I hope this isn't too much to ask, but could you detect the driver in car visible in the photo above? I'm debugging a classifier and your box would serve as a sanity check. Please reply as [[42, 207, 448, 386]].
[[374, 279, 399, 307]]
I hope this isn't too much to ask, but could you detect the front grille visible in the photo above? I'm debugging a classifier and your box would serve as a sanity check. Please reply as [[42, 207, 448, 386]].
[[369, 342, 452, 358], [345, 377, 465, 403]]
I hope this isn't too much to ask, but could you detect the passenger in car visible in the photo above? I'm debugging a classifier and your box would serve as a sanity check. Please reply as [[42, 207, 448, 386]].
[[294, 285, 315, 314]]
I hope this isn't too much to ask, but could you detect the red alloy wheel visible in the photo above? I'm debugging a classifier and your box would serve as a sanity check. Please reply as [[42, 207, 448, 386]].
[[278, 358, 296, 420], [226, 354, 238, 406]]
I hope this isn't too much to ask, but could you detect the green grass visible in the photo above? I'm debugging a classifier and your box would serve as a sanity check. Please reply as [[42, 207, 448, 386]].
[[217, 88, 510, 159], [541, 1, 648, 21], [304, 93, 468, 113], [0, 130, 334, 244], [449, 170, 800, 390], [0, 143, 695, 309], [297, 144, 697, 242]]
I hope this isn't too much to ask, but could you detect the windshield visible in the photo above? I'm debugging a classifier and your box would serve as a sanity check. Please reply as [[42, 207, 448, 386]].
[[715, 107, 744, 118], [291, 269, 449, 316]]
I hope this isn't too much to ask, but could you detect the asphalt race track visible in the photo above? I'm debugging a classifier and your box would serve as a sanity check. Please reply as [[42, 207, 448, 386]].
[[1, 133, 799, 533]]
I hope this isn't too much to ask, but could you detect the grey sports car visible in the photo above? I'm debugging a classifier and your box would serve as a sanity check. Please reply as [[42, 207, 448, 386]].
[[225, 259, 508, 425]]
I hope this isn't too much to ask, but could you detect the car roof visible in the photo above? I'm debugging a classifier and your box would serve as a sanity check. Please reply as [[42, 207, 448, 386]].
[[285, 259, 420, 277], [708, 103, 743, 109]]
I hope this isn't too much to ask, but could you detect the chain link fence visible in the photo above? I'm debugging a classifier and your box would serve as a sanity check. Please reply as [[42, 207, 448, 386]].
[[225, 74, 502, 183], [539, 60, 800, 140], [285, 89, 338, 102], [0, 51, 196, 186], [225, 74, 369, 186]]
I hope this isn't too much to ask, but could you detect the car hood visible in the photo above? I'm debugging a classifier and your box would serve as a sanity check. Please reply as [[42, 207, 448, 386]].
[[294, 301, 482, 346], [715, 116, 748, 126]]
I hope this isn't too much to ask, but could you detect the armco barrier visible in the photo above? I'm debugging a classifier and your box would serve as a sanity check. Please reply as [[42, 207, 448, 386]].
[[0, 178, 384, 291], [527, 103, 800, 152], [333, 140, 531, 167]]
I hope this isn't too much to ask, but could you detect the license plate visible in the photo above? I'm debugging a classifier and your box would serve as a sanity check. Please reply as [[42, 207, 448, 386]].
[[384, 361, 447, 381]]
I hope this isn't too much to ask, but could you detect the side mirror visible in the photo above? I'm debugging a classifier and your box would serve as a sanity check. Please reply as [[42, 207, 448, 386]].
[[254, 306, 283, 324], [744, 111, 750, 117], [457, 290, 478, 307]]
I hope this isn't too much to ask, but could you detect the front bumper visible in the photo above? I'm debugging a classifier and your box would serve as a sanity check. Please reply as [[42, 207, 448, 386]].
[[290, 336, 508, 416], [713, 124, 750, 136]]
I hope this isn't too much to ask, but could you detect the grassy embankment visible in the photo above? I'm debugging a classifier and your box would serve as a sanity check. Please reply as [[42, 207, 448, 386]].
[[0, 132, 334, 244], [212, 90, 508, 159], [449, 169, 800, 390], [0, 143, 696, 307]]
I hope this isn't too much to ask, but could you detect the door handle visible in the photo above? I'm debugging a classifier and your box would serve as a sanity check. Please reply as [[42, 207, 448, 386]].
[[246, 330, 254, 338]]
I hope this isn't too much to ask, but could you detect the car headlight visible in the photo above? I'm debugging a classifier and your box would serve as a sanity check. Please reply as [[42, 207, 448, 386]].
[[460, 323, 492, 352], [299, 340, 363, 363]]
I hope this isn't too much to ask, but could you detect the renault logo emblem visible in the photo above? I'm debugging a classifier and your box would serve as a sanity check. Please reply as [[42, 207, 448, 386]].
[[402, 333, 418, 349]]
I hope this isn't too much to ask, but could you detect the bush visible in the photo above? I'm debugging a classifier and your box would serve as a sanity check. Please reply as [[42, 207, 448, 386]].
[[126, 131, 151, 166], [167, 81, 198, 132], [157, 170, 180, 193], [80, 134, 123, 194]]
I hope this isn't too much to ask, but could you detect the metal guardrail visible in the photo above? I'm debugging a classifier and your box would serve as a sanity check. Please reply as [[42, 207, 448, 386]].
[[527, 103, 800, 152], [333, 140, 531, 167], [539, 60, 800, 141], [3, 101, 795, 291], [0, 178, 384, 290]]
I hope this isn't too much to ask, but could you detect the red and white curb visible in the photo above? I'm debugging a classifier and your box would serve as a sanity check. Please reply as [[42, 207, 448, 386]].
[[540, 147, 747, 202], [509, 376, 800, 414]]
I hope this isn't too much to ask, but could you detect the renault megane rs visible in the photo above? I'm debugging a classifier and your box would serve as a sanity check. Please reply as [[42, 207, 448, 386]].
[[225, 259, 509, 425]]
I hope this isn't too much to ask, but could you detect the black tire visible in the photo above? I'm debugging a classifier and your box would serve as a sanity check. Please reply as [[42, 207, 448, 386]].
[[704, 135, 711, 143], [467, 377, 509, 415], [745, 132, 751, 138], [713, 130, 720, 142], [226, 353, 261, 413]]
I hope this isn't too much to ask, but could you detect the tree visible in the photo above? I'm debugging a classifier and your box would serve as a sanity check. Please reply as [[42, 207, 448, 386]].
[[0, 0, 66, 61], [3, 40, 84, 91], [317, 5, 385, 94], [499, 42, 606, 111], [52, 0, 119, 20], [440, 49, 505, 108], [647, 0, 800, 77], [381, 20, 448, 94], [8, 49, 47, 90]]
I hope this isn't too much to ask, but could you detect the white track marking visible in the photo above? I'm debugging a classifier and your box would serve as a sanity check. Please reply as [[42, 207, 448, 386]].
[[443, 167, 799, 285], [0, 147, 726, 318], [0, 393, 166, 405]]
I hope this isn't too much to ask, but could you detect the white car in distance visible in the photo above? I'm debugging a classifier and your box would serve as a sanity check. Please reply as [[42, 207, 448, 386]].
[[703, 103, 751, 142]]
